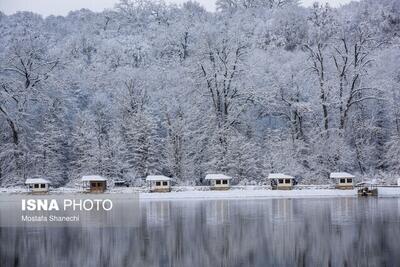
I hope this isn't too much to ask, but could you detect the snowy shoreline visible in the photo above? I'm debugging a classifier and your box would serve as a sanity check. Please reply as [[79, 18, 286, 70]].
[[138, 189, 358, 201], [139, 187, 400, 200], [1, 186, 400, 200]]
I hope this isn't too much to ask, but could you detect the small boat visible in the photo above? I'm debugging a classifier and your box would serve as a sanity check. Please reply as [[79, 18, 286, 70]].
[[356, 180, 378, 197]]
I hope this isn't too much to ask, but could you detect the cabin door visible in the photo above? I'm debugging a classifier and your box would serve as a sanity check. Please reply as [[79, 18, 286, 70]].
[[91, 182, 97, 192], [91, 182, 104, 192]]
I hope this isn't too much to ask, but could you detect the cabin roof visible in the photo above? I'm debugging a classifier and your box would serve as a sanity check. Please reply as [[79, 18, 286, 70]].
[[330, 172, 355, 179], [205, 174, 232, 180], [81, 175, 107, 182], [267, 173, 294, 179], [25, 178, 51, 184], [146, 175, 171, 181]]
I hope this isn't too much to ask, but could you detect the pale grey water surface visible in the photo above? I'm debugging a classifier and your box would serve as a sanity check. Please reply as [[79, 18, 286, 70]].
[[1, 197, 400, 267]]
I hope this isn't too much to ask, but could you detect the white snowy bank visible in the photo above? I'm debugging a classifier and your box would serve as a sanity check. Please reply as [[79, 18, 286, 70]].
[[138, 188, 358, 201], [1, 186, 400, 200], [377, 187, 400, 197]]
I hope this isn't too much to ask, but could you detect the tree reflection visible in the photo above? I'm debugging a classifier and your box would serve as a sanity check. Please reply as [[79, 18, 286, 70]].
[[1, 198, 400, 266]]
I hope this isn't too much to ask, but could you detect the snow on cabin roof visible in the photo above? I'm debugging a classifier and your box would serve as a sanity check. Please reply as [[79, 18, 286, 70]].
[[25, 178, 51, 184], [81, 175, 107, 182], [205, 174, 232, 180], [267, 173, 294, 179], [146, 175, 171, 181], [330, 172, 355, 179]]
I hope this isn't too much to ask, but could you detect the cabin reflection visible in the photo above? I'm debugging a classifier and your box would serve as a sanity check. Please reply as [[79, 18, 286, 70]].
[[205, 200, 231, 225], [330, 198, 356, 225], [270, 199, 294, 222], [145, 201, 171, 226]]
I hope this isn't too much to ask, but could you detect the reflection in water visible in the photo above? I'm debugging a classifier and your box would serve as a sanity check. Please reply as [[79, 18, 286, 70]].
[[1, 198, 400, 266]]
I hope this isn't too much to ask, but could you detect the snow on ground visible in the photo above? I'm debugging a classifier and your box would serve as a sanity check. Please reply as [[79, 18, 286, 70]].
[[1, 186, 400, 200], [378, 187, 400, 197], [0, 187, 28, 194], [138, 189, 357, 201]]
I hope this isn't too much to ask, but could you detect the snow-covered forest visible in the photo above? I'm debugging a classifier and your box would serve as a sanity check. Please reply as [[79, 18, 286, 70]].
[[0, 0, 399, 186]]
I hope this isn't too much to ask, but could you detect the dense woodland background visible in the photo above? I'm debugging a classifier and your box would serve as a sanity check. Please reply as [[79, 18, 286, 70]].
[[0, 0, 399, 187]]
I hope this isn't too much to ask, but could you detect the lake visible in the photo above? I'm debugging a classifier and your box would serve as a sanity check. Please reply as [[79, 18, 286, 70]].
[[1, 197, 400, 266]]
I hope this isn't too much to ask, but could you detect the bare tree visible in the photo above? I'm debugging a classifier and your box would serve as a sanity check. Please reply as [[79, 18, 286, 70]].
[[332, 26, 382, 129], [0, 34, 58, 177], [304, 3, 337, 133]]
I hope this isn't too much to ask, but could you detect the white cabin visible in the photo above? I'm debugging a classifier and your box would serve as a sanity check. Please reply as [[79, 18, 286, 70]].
[[205, 174, 232, 190], [146, 175, 172, 192], [25, 178, 51, 193], [268, 173, 295, 190], [330, 172, 355, 189], [81, 175, 107, 193]]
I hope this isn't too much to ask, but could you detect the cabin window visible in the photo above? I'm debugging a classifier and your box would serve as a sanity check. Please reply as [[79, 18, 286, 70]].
[[222, 180, 228, 185], [340, 179, 346, 183], [163, 181, 168, 186], [216, 180, 221, 185], [156, 181, 161, 186], [34, 184, 39, 189], [91, 182, 96, 187], [97, 182, 103, 187], [285, 179, 291, 184], [40, 184, 46, 188], [278, 179, 284, 184], [347, 178, 352, 183]]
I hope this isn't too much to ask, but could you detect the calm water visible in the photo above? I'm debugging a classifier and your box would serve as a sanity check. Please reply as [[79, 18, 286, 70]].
[[1, 197, 400, 267]]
